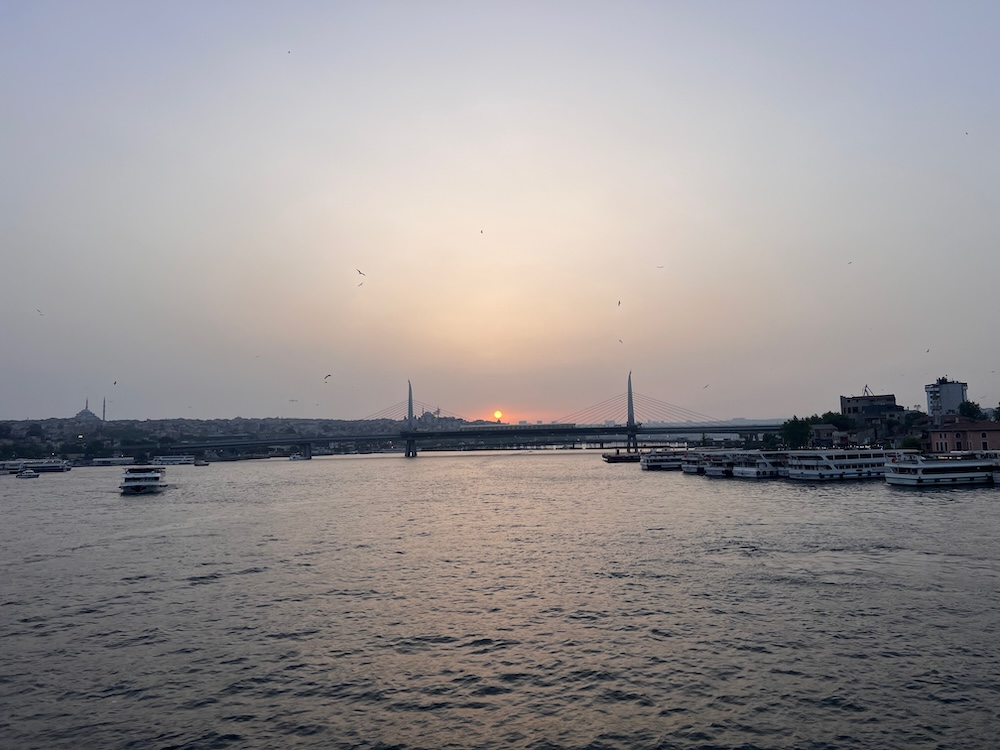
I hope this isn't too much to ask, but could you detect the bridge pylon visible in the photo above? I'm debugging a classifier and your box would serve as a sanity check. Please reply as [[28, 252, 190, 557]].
[[626, 370, 639, 453], [405, 380, 417, 458]]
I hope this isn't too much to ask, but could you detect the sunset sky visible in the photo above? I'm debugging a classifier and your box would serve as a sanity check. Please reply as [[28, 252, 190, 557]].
[[3, 2, 999, 423]]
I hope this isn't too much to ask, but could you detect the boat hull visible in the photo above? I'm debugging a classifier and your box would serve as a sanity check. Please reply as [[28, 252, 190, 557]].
[[120, 484, 165, 494]]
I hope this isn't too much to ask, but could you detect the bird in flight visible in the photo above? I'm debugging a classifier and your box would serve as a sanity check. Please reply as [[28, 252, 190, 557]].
[[703, 384, 710, 389], [617, 300, 621, 306], [357, 269, 365, 276], [113, 381, 117, 385], [324, 374, 332, 380], [619, 339, 623, 344], [926, 349, 930, 353], [656, 265, 664, 269], [289, 399, 298, 402], [358, 281, 364, 287], [36, 309, 44, 316]]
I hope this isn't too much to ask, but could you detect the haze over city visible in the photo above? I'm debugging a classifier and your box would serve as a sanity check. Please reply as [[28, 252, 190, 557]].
[[3, 2, 999, 424]]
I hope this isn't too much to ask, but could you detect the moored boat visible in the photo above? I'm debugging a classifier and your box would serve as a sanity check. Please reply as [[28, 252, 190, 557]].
[[885, 452, 999, 487], [640, 448, 685, 471], [20, 459, 72, 473], [119, 466, 167, 495], [16, 469, 40, 479], [151, 455, 195, 465], [731, 450, 786, 479], [703, 451, 737, 477], [786, 448, 909, 481]]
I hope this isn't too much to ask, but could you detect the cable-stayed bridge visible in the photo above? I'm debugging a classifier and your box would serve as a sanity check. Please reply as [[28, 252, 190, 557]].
[[167, 374, 782, 458]]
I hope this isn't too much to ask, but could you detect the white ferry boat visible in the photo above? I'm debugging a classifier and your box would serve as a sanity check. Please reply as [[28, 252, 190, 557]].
[[731, 450, 787, 479], [640, 448, 686, 471], [119, 466, 167, 495], [884, 452, 1000, 487], [151, 455, 195, 465], [681, 451, 709, 475], [785, 448, 907, 481], [21, 459, 72, 473], [16, 469, 40, 479], [703, 452, 737, 478], [1, 460, 25, 474]]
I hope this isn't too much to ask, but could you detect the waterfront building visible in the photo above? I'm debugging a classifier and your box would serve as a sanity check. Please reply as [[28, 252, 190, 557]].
[[929, 421, 1000, 452], [925, 377, 968, 424], [839, 392, 903, 425]]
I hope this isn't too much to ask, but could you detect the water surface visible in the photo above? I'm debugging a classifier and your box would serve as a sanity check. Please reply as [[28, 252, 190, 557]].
[[2, 452, 999, 749]]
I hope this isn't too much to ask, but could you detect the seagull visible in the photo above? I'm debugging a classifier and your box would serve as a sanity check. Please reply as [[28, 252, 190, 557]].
[[926, 349, 930, 353], [113, 381, 117, 385], [36, 309, 44, 316], [324, 374, 332, 380], [656, 265, 664, 269], [703, 384, 710, 389], [358, 281, 364, 287], [357, 269, 365, 276], [480, 230, 483, 234], [289, 399, 298, 402], [617, 300, 621, 306]]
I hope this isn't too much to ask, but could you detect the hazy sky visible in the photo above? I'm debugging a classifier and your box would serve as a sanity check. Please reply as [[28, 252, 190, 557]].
[[3, 1, 999, 424]]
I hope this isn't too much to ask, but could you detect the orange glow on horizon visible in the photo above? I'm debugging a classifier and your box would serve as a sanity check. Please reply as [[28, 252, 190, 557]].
[[493, 410, 503, 421]]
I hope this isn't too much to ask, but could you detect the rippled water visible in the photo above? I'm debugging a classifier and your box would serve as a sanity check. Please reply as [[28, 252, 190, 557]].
[[3, 452, 1000, 749]]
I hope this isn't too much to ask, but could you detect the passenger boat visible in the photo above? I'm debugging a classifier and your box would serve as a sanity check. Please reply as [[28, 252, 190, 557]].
[[681, 451, 711, 475], [151, 455, 195, 465], [731, 450, 787, 479], [1, 460, 25, 474], [119, 466, 167, 495], [16, 469, 40, 479], [20, 459, 72, 472], [289, 453, 310, 461], [703, 452, 737, 477], [785, 448, 907, 481], [884, 452, 1000, 487], [639, 448, 685, 471]]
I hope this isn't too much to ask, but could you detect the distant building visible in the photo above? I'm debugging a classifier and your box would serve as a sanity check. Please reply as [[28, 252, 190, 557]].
[[809, 423, 844, 448], [840, 393, 903, 425], [925, 377, 968, 424], [929, 422, 1000, 452], [73, 399, 102, 425]]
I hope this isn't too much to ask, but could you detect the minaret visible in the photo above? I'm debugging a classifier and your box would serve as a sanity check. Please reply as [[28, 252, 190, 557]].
[[102, 398, 106, 422]]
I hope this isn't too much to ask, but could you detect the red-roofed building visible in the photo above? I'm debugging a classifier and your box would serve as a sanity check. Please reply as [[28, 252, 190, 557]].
[[929, 422, 1000, 452]]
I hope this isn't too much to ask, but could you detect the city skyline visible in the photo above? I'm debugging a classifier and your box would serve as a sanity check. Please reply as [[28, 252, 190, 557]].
[[4, 3, 999, 424]]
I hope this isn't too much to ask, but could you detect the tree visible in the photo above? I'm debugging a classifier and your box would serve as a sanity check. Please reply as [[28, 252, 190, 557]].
[[959, 401, 985, 420], [781, 416, 814, 449], [993, 403, 1000, 422]]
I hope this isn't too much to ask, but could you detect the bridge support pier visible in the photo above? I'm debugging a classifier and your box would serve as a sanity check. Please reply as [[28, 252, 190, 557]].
[[303, 443, 312, 459], [404, 439, 417, 458]]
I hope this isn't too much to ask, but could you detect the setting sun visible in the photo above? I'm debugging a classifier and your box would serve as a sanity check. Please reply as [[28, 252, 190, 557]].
[[493, 410, 503, 421]]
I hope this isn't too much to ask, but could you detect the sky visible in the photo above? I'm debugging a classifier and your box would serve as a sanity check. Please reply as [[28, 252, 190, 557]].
[[3, 1, 999, 424]]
